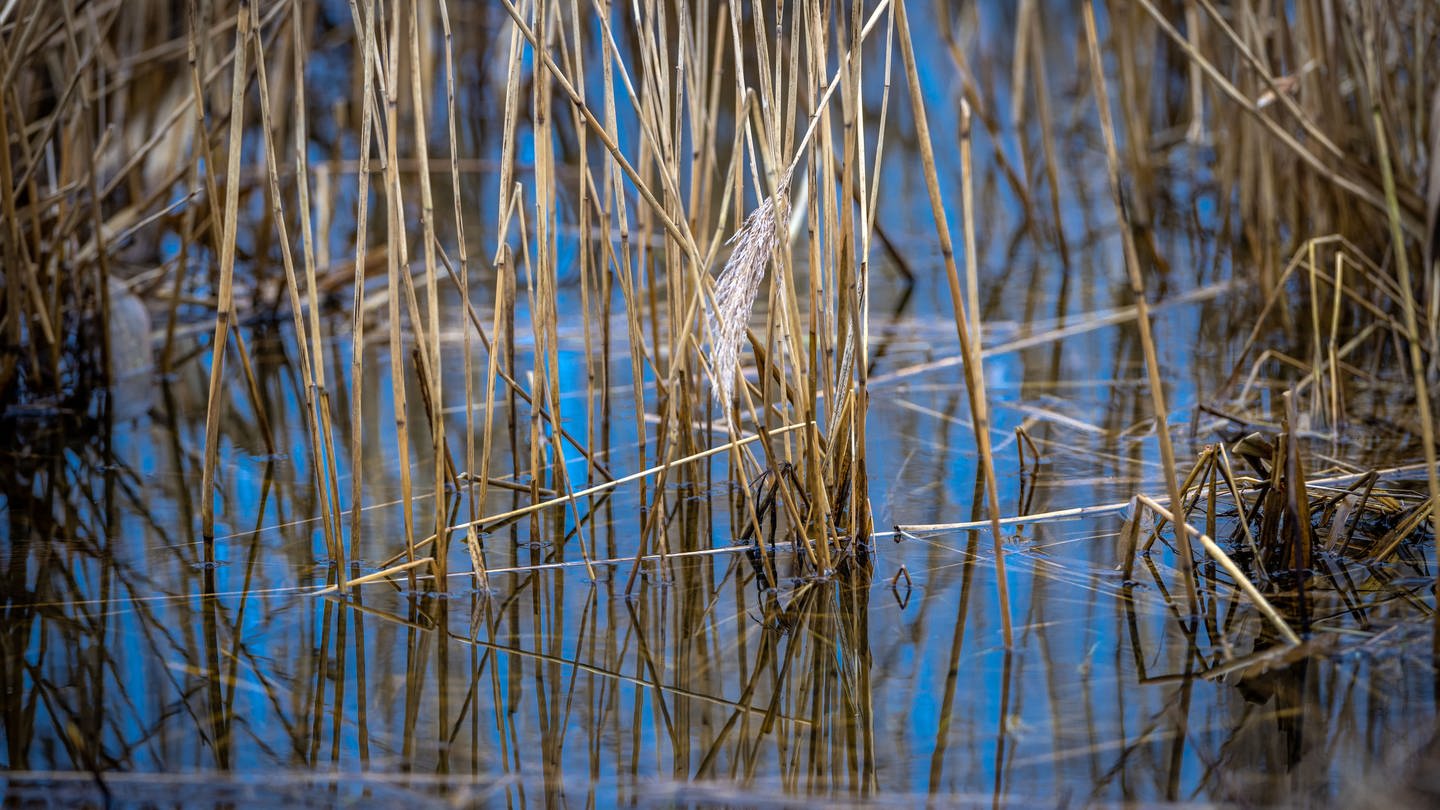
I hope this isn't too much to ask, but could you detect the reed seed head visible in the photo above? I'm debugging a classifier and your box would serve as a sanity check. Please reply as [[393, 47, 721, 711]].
[[708, 188, 790, 408]]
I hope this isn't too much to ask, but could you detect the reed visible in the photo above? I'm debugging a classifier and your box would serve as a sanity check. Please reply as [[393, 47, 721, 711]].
[[3, 0, 1437, 688], [10, 4, 1440, 805]]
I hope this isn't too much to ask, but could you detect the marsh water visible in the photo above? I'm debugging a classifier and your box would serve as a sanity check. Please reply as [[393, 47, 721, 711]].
[[4, 3, 1440, 808]]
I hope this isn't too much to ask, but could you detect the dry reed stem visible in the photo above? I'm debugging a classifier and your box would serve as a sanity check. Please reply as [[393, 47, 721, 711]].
[[1428, 84, 1440, 352], [475, 224, 514, 539], [345, 0, 376, 573], [1135, 495, 1301, 645], [898, 459, 1440, 536], [198, 1, 250, 540], [1082, 0, 1199, 617], [435, 0, 482, 587], [317, 556, 435, 594], [379, 421, 813, 572], [249, 4, 343, 575], [895, 0, 1012, 646], [1133, 0, 1420, 236], [405, 0, 446, 583], [1363, 32, 1440, 637], [381, 0, 416, 579]]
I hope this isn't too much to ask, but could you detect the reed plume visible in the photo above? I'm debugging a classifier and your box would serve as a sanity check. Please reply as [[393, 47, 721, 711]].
[[707, 175, 791, 409]]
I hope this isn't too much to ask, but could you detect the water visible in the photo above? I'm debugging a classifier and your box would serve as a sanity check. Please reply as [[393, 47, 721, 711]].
[[3, 2, 1438, 807], [6, 278, 1436, 806]]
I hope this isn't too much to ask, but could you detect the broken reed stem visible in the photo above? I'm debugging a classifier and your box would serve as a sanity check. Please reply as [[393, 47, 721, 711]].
[[1082, 0, 1199, 619], [318, 556, 436, 595], [1136, 495, 1301, 645], [381, 422, 813, 573], [897, 460, 1440, 535]]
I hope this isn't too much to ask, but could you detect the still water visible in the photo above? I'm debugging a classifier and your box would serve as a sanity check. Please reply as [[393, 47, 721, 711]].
[[3, 2, 1438, 807]]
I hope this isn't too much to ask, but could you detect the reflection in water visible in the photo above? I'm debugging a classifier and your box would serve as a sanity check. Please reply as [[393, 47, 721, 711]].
[[3, 364, 1437, 806], [3, 1, 1440, 807]]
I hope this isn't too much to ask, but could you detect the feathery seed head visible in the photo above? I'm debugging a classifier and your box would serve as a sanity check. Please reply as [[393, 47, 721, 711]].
[[707, 188, 789, 408]]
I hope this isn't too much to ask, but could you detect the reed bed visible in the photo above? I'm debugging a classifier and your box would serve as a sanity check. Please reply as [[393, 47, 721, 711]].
[[2, 0, 1438, 710], [7, 1, 1440, 803], [3, 2, 930, 587]]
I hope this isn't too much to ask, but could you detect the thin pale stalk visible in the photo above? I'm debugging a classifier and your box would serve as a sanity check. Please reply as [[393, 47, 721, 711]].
[[199, 3, 250, 541], [894, 0, 1012, 646], [1082, 0, 1199, 617]]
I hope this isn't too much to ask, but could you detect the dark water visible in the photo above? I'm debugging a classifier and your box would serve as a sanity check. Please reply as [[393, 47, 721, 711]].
[[4, 2, 1439, 807]]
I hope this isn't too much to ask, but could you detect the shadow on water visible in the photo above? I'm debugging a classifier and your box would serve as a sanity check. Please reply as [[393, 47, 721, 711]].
[[4, 1, 1440, 807]]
